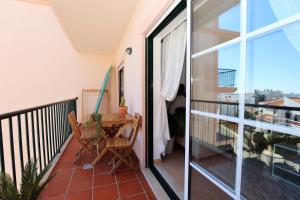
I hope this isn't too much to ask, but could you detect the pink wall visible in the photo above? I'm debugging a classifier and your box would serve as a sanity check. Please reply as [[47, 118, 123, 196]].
[[0, 0, 114, 183], [0, 0, 114, 122], [113, 0, 176, 167], [0, 0, 179, 170]]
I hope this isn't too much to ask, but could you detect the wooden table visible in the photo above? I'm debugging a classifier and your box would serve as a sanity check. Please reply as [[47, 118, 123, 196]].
[[81, 113, 134, 165], [102, 113, 134, 127], [79, 126, 104, 140], [101, 113, 134, 137], [80, 114, 133, 139]]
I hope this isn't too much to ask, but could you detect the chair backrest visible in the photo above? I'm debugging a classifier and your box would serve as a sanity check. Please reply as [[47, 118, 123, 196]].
[[73, 125, 88, 146], [68, 111, 78, 131], [129, 113, 141, 147]]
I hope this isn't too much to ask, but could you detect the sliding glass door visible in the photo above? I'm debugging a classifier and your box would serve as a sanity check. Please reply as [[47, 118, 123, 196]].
[[146, 1, 187, 199], [187, 0, 300, 199]]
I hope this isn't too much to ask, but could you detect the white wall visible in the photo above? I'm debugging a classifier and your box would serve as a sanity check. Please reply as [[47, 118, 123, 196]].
[[113, 0, 176, 166], [0, 0, 113, 122], [0, 0, 114, 185]]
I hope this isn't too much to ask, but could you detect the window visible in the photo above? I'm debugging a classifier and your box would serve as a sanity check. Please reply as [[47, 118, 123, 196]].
[[190, 0, 300, 199]]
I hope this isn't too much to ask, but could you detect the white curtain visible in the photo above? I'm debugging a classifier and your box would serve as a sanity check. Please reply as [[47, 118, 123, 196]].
[[155, 21, 187, 156], [269, 0, 300, 52]]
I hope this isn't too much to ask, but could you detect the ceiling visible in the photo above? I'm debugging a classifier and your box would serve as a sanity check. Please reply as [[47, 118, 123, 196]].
[[49, 0, 138, 54]]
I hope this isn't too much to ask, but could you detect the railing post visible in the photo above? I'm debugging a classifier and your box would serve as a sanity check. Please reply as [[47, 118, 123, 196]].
[[31, 111, 37, 162], [41, 108, 47, 168], [45, 107, 50, 163], [0, 120, 5, 173], [36, 110, 42, 171], [17, 114, 24, 172], [8, 117, 17, 185], [25, 113, 31, 162], [0, 97, 77, 186]]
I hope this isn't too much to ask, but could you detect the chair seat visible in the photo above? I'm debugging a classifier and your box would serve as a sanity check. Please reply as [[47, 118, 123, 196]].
[[106, 137, 130, 148]]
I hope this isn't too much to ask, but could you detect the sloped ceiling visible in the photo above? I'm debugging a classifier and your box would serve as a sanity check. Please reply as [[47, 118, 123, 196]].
[[49, 0, 138, 54], [18, 0, 49, 5]]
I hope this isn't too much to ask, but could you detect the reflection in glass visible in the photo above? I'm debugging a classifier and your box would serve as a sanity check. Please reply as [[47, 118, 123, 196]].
[[190, 167, 232, 200], [247, 0, 300, 32], [242, 126, 300, 199], [192, 0, 240, 53], [192, 45, 240, 117], [191, 115, 237, 189], [245, 22, 300, 128]]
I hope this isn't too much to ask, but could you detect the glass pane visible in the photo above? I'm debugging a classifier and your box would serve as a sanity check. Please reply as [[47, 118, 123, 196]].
[[190, 167, 232, 200], [242, 126, 300, 199], [245, 22, 300, 128], [190, 115, 238, 189], [192, 0, 240, 54], [248, 0, 300, 32], [191, 45, 240, 117]]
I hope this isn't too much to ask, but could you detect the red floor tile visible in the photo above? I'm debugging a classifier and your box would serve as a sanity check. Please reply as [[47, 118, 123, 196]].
[[40, 137, 157, 200], [123, 193, 148, 200], [93, 184, 119, 200], [72, 167, 93, 178], [118, 180, 143, 198], [53, 161, 74, 171], [146, 191, 157, 200], [51, 168, 73, 183], [135, 170, 145, 179], [116, 169, 137, 183], [66, 189, 92, 200], [69, 175, 93, 192], [94, 162, 112, 174], [94, 174, 115, 187], [38, 193, 65, 200], [139, 178, 151, 192], [39, 180, 69, 198], [75, 153, 96, 166]]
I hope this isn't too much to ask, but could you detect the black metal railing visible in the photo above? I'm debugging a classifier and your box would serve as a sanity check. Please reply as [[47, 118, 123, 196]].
[[218, 68, 236, 87], [191, 99, 300, 151], [0, 98, 77, 185]]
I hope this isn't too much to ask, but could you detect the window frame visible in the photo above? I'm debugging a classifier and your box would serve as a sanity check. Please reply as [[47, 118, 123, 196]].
[[118, 65, 125, 105], [188, 0, 300, 199]]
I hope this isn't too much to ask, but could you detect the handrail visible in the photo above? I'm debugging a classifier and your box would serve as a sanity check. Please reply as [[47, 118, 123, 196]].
[[0, 97, 78, 120], [0, 97, 78, 186], [191, 99, 300, 111], [218, 68, 236, 87], [218, 68, 236, 74]]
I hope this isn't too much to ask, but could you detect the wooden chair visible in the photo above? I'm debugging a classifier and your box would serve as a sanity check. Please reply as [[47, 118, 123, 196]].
[[68, 111, 101, 163], [91, 113, 141, 175]]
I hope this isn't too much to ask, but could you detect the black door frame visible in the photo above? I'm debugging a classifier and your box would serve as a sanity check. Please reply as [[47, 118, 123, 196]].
[[145, 1, 186, 199]]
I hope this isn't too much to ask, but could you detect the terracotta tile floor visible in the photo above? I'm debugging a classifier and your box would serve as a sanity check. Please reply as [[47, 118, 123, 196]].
[[39, 137, 157, 200]]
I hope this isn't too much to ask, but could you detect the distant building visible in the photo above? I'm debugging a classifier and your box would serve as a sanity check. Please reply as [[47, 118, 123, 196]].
[[257, 97, 300, 127]]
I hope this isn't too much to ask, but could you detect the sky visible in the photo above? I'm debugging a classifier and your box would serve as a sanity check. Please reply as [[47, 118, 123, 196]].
[[217, 0, 300, 94]]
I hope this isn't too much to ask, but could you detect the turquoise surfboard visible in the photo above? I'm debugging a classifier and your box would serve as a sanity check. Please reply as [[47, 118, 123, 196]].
[[95, 65, 112, 113]]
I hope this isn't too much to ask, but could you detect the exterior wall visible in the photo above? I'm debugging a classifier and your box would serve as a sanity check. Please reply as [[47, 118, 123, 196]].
[[113, 0, 178, 167], [0, 0, 113, 122]]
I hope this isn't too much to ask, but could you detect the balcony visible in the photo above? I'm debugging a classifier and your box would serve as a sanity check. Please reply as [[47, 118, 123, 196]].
[[39, 137, 155, 200], [2, 0, 300, 199], [0, 98, 156, 200]]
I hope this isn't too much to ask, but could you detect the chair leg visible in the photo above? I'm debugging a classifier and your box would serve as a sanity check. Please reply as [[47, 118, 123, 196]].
[[109, 148, 134, 170], [91, 148, 108, 166], [108, 159, 123, 175], [75, 147, 83, 156], [74, 148, 86, 164], [108, 149, 135, 174]]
